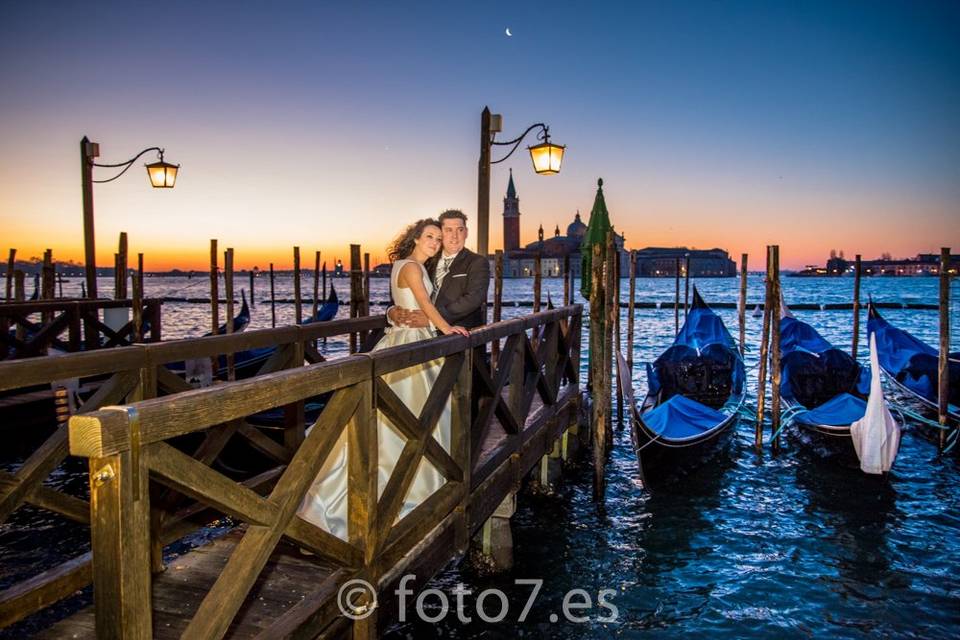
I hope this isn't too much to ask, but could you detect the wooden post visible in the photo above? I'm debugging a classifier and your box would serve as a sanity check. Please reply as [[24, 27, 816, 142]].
[[606, 236, 619, 434], [248, 270, 255, 308], [58, 269, 64, 298], [13, 271, 24, 344], [87, 438, 152, 637], [131, 261, 143, 343], [770, 246, 782, 453], [42, 249, 54, 325], [674, 256, 680, 335], [137, 253, 144, 303], [492, 250, 503, 367], [627, 250, 636, 374], [363, 252, 371, 317], [938, 247, 951, 450], [209, 239, 219, 336], [563, 253, 571, 306], [349, 244, 362, 353], [739, 253, 748, 355], [312, 250, 321, 321], [590, 242, 606, 501], [851, 254, 862, 360], [225, 248, 236, 381], [293, 246, 302, 325], [477, 106, 492, 259], [755, 246, 773, 449], [269, 262, 276, 328], [322, 261, 327, 300], [81, 137, 98, 299], [533, 253, 542, 313], [684, 253, 691, 319], [117, 232, 128, 299], [5, 248, 14, 302], [113, 253, 120, 298]]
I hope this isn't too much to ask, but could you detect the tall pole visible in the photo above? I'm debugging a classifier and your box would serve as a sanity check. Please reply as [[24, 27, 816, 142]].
[[627, 250, 636, 374], [739, 253, 748, 355], [209, 239, 219, 336], [674, 257, 680, 335], [770, 246, 782, 453], [755, 246, 773, 450], [938, 247, 951, 450], [684, 253, 691, 319], [851, 254, 862, 360], [81, 137, 98, 299], [477, 107, 492, 258]]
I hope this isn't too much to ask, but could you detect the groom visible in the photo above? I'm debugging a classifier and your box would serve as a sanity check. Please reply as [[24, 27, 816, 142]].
[[389, 209, 489, 331]]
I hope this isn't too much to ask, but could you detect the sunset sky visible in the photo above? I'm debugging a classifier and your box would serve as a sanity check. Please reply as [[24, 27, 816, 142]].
[[1, 1, 958, 271]]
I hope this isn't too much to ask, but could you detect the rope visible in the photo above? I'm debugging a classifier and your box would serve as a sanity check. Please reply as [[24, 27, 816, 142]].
[[889, 402, 953, 430]]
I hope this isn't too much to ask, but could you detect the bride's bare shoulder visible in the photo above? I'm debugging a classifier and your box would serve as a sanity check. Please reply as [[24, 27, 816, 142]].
[[395, 260, 422, 288]]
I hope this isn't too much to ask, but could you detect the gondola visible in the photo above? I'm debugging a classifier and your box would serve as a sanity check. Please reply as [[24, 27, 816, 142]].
[[779, 302, 870, 456], [619, 288, 745, 482], [868, 303, 959, 424], [303, 284, 339, 324], [205, 290, 251, 336]]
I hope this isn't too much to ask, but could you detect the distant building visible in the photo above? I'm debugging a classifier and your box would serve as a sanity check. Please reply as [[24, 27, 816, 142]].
[[498, 171, 628, 277], [826, 253, 959, 276], [633, 247, 737, 277]]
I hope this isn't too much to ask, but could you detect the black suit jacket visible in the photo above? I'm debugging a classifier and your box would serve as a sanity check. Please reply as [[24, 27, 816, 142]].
[[426, 249, 490, 329]]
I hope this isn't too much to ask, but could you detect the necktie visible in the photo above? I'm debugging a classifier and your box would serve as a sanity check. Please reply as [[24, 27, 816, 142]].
[[433, 257, 452, 301]]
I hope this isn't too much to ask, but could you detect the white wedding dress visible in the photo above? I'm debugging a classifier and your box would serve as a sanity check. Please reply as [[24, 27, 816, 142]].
[[298, 259, 451, 540]]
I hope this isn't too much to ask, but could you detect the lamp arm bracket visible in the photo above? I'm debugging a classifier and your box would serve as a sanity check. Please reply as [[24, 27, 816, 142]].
[[490, 123, 548, 165], [90, 147, 164, 184]]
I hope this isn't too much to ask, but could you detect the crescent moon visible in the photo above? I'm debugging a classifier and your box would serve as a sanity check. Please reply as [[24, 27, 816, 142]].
[[505, 28, 512, 36]]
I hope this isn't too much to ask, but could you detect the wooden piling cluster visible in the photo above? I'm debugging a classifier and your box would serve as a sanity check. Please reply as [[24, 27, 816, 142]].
[[754, 245, 783, 451]]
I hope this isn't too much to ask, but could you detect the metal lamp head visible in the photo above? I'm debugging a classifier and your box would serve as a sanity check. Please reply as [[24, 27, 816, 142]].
[[145, 151, 179, 188], [527, 130, 564, 175]]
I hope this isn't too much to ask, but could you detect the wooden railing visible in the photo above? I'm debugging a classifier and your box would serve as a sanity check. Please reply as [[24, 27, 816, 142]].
[[0, 314, 386, 629], [0, 298, 163, 360], [59, 305, 581, 638]]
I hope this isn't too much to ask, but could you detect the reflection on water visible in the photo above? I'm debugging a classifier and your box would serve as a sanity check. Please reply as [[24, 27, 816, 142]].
[[2, 276, 959, 638]]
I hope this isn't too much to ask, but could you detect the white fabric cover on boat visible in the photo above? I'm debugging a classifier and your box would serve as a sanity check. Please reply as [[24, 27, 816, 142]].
[[850, 333, 901, 474]]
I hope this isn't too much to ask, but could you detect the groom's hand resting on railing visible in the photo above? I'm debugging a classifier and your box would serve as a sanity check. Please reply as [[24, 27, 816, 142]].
[[387, 307, 430, 328]]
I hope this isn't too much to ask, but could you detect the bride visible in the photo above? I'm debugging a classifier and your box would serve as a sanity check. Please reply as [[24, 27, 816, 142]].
[[298, 218, 469, 540]]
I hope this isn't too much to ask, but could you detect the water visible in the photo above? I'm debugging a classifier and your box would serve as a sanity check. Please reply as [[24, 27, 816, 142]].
[[2, 275, 959, 638]]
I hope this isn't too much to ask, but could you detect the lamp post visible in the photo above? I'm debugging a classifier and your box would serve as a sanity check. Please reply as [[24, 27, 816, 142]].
[[81, 136, 179, 298], [476, 107, 565, 258]]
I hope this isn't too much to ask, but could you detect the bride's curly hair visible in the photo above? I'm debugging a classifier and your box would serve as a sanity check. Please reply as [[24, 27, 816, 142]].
[[387, 218, 440, 262]]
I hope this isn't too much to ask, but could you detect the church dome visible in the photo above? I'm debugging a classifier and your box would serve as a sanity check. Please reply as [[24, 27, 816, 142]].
[[566, 212, 587, 238]]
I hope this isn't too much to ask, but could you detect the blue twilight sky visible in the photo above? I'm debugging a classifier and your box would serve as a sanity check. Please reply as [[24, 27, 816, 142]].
[[1, 0, 958, 270]]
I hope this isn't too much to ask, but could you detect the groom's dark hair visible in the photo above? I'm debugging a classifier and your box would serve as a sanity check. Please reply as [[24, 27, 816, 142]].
[[438, 209, 468, 225]]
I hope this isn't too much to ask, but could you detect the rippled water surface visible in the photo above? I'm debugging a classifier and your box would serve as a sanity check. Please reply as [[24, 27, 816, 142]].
[[2, 275, 958, 638]]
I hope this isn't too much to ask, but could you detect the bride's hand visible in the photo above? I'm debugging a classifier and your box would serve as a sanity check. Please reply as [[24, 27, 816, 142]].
[[441, 324, 469, 337]]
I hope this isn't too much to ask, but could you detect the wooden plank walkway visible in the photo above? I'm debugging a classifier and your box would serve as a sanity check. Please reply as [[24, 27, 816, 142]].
[[11, 305, 582, 639]]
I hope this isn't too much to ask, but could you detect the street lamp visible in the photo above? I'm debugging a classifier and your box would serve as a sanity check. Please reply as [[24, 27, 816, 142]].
[[81, 136, 179, 298], [476, 107, 565, 258]]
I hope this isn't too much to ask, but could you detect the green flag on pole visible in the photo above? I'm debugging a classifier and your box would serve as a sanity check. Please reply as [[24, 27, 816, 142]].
[[580, 178, 613, 300]]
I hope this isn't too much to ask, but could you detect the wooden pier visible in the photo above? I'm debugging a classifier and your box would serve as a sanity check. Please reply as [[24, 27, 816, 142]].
[[0, 304, 583, 638]]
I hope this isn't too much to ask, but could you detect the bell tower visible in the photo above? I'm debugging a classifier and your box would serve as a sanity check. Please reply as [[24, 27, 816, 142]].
[[502, 169, 520, 252]]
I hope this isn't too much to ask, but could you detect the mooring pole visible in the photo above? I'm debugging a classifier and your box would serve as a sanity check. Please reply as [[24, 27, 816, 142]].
[[363, 252, 371, 317], [5, 248, 15, 302], [684, 253, 691, 319], [269, 262, 276, 328], [938, 247, 951, 451], [224, 248, 236, 381], [612, 244, 622, 429], [755, 246, 773, 450], [209, 239, 219, 336], [852, 254, 862, 360], [349, 244, 362, 353], [604, 232, 616, 447], [627, 250, 636, 374], [293, 246, 302, 325], [739, 253, 748, 356], [563, 253, 571, 306], [770, 245, 782, 453], [533, 253, 542, 314], [117, 232, 128, 299], [249, 270, 255, 308], [492, 250, 504, 368], [590, 241, 606, 501], [312, 250, 321, 321], [674, 256, 680, 335]]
